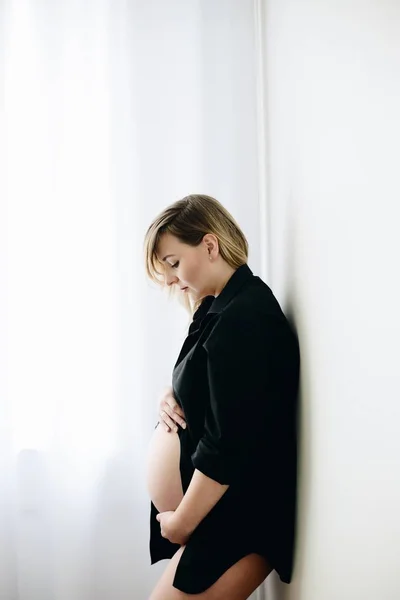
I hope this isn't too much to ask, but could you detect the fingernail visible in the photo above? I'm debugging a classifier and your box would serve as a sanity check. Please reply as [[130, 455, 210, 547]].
[[165, 426, 169, 432], [182, 422, 186, 429], [174, 426, 178, 432]]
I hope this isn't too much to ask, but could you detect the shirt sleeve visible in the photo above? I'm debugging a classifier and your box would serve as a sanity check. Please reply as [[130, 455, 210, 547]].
[[191, 313, 287, 485]]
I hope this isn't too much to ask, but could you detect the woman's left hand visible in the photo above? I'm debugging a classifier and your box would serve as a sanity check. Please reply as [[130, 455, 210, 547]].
[[156, 511, 191, 545]]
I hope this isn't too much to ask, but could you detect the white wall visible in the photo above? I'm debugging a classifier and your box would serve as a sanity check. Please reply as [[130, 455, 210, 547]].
[[260, 2, 400, 599]]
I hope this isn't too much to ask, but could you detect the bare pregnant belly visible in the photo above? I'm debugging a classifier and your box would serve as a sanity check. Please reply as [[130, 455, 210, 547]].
[[146, 422, 184, 513]]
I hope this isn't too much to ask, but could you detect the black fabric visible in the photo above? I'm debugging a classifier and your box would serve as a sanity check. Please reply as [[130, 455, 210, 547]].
[[149, 263, 300, 593]]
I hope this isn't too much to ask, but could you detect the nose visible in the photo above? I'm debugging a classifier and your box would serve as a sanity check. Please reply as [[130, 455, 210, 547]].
[[165, 272, 179, 287]]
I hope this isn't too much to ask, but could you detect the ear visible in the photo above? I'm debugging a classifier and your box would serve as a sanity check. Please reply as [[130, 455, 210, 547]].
[[203, 233, 218, 256]]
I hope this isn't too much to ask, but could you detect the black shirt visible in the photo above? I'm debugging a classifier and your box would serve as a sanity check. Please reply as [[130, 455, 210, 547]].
[[149, 263, 300, 594]]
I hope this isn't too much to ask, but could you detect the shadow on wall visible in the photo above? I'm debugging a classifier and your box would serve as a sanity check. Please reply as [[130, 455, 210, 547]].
[[265, 204, 311, 600]]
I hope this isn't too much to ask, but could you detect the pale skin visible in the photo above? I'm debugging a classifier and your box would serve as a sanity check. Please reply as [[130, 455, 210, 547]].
[[148, 232, 272, 599]]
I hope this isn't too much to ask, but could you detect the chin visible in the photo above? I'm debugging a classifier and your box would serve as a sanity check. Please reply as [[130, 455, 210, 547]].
[[187, 290, 200, 302]]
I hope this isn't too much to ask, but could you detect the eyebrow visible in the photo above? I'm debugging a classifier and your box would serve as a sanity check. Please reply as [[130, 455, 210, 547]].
[[161, 254, 176, 262]]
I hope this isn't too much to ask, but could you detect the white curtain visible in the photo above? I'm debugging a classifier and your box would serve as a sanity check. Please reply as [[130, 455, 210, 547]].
[[1, 1, 264, 598]]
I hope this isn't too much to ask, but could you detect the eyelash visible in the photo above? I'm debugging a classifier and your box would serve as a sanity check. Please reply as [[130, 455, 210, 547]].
[[171, 261, 179, 269]]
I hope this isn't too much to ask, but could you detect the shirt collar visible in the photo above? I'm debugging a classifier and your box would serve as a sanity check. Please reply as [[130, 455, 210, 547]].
[[192, 295, 214, 322], [207, 263, 254, 314], [191, 263, 254, 325]]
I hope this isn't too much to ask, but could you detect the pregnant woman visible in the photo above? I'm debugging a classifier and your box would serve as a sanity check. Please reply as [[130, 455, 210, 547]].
[[143, 194, 300, 599]]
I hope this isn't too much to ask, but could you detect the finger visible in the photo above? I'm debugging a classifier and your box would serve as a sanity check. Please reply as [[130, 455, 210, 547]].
[[162, 403, 183, 429], [168, 400, 185, 419], [166, 401, 186, 428], [159, 414, 170, 432], [160, 410, 178, 432], [173, 406, 186, 426], [165, 389, 184, 415]]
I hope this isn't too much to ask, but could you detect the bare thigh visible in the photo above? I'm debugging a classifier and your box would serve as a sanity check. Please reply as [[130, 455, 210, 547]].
[[146, 423, 184, 513], [148, 545, 273, 600]]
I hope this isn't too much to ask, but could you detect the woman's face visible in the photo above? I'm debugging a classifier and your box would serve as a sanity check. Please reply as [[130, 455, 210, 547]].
[[156, 232, 215, 300]]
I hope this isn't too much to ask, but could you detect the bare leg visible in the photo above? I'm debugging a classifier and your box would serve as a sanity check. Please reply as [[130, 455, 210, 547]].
[[149, 545, 273, 600]]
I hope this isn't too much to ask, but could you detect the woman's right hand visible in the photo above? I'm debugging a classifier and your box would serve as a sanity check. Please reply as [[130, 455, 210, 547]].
[[158, 386, 186, 432]]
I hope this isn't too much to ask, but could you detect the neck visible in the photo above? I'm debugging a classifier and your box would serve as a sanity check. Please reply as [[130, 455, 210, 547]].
[[213, 264, 236, 297]]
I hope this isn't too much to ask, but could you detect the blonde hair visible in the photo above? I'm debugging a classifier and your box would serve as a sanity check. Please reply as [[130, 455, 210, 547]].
[[143, 194, 249, 317]]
